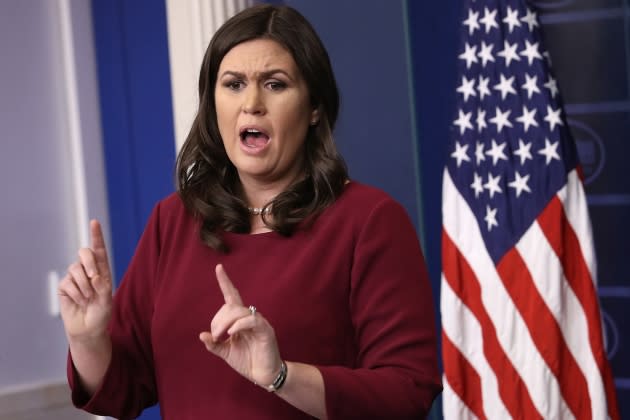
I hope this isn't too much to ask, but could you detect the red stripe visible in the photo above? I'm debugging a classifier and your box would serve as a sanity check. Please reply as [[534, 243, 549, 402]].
[[442, 331, 487, 420], [497, 247, 591, 418], [442, 229, 542, 419], [538, 196, 620, 420]]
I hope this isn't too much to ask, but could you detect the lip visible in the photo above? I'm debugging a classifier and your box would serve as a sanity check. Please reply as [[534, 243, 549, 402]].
[[238, 124, 271, 155], [238, 124, 270, 137]]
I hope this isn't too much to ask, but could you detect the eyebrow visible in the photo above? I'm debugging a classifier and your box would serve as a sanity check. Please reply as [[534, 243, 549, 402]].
[[219, 69, 294, 82]]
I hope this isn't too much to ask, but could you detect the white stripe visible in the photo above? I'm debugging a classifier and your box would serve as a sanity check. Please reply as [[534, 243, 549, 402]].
[[57, 0, 89, 247], [517, 220, 608, 419], [557, 170, 597, 285], [442, 169, 571, 419], [441, 279, 510, 419], [443, 376, 480, 420]]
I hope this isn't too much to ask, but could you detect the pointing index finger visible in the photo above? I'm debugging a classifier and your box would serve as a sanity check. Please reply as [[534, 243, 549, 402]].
[[90, 219, 110, 275], [215, 264, 243, 305]]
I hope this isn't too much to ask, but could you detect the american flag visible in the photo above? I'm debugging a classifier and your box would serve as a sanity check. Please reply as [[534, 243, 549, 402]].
[[440, 0, 620, 418]]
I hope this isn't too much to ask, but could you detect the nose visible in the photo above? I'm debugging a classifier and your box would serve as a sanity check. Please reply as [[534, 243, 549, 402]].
[[242, 85, 265, 115]]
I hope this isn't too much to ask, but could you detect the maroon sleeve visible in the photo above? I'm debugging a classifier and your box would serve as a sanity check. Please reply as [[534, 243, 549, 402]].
[[67, 202, 163, 419], [318, 198, 442, 419]]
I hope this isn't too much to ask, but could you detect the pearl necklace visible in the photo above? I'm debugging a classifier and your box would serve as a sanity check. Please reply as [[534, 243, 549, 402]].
[[247, 206, 272, 216]]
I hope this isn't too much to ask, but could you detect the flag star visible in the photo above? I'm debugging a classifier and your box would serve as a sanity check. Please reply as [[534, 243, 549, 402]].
[[485, 139, 508, 165], [508, 171, 532, 197], [456, 76, 477, 102], [471, 172, 484, 197], [480, 7, 499, 33], [543, 50, 553, 66], [484, 173, 503, 198], [484, 205, 499, 231], [538, 138, 561, 164], [459, 43, 478, 68], [454, 109, 474, 134], [513, 139, 533, 165], [502, 6, 521, 33], [494, 74, 517, 100], [478, 75, 491, 100], [451, 141, 471, 167], [475, 141, 485, 164], [521, 8, 539, 32], [463, 9, 480, 35], [497, 40, 521, 67], [544, 76, 559, 98], [520, 40, 543, 66], [477, 41, 495, 67], [489, 107, 513, 133], [477, 108, 488, 132], [522, 73, 541, 99], [515, 106, 538, 132], [544, 105, 563, 131]]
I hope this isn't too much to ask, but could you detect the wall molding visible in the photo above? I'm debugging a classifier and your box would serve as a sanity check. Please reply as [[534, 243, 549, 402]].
[[0, 381, 95, 420], [166, 0, 253, 151]]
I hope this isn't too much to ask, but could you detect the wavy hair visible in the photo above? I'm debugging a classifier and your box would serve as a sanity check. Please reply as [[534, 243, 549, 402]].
[[176, 4, 348, 251]]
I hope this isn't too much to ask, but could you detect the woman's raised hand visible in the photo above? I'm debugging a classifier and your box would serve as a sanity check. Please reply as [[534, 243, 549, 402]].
[[58, 220, 113, 343], [199, 264, 283, 389]]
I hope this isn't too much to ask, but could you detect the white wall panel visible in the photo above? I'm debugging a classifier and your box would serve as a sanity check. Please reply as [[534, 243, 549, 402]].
[[166, 0, 254, 152], [0, 0, 109, 398]]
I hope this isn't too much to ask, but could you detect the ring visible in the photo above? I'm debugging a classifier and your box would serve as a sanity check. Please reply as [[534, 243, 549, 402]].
[[248, 305, 257, 316]]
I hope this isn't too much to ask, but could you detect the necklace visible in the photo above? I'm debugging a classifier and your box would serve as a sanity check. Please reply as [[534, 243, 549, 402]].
[[247, 206, 271, 216]]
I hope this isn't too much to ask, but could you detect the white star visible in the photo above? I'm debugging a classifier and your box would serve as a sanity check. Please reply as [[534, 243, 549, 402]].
[[489, 107, 513, 133], [485, 139, 508, 165], [543, 105, 563, 131], [520, 40, 542, 66], [494, 74, 517, 100], [543, 50, 553, 66], [477, 41, 495, 67], [454, 109, 474, 134], [480, 7, 499, 33], [508, 171, 532, 197], [478, 76, 491, 100], [522, 73, 541, 99], [451, 141, 471, 167], [463, 9, 480, 35], [497, 40, 521, 67], [459, 43, 478, 68], [521, 8, 539, 32], [475, 141, 485, 165], [484, 173, 503, 198], [471, 172, 484, 198], [484, 205, 499, 231], [538, 138, 561, 164], [456, 76, 477, 102], [502, 6, 521, 33], [477, 108, 488, 132], [515, 106, 538, 132], [513, 139, 533, 165], [544, 76, 559, 98]]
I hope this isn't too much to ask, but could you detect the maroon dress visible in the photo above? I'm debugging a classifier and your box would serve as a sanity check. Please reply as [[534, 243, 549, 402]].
[[68, 182, 442, 419]]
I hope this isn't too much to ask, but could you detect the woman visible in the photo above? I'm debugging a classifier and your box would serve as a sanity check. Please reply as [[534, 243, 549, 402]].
[[59, 4, 441, 419]]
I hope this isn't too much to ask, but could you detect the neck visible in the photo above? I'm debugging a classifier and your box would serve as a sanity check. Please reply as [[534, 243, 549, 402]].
[[238, 171, 302, 209]]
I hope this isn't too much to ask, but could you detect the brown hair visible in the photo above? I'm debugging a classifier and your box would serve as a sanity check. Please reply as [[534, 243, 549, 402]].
[[176, 4, 348, 251]]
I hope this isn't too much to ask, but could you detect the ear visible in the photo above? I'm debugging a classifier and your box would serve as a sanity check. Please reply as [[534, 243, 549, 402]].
[[310, 108, 320, 126]]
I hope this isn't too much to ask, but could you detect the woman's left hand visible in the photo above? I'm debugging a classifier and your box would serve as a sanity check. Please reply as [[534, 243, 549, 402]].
[[199, 264, 283, 389]]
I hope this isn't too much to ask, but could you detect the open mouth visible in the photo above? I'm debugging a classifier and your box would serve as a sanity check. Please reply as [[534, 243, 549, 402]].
[[239, 127, 270, 149]]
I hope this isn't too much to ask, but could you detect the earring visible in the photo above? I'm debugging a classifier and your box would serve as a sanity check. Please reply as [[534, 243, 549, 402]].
[[310, 118, 319, 126]]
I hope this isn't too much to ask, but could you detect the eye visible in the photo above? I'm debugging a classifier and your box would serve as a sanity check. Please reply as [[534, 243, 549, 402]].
[[266, 80, 287, 91], [224, 80, 245, 91]]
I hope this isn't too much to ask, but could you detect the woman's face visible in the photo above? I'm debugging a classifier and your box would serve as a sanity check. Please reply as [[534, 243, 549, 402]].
[[215, 38, 318, 186]]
